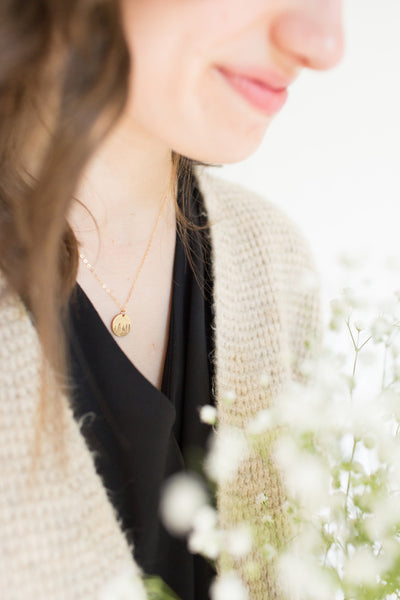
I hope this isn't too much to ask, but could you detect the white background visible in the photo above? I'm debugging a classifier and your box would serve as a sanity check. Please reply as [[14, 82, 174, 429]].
[[216, 0, 400, 309]]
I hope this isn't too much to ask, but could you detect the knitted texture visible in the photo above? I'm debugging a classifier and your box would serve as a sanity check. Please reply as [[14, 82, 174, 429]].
[[0, 167, 320, 600], [0, 286, 146, 600], [195, 167, 321, 599]]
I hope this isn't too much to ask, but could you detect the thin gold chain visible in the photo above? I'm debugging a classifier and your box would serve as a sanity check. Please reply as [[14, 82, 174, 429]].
[[79, 192, 169, 314]]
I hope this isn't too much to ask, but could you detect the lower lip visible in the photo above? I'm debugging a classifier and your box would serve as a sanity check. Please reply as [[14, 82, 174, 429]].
[[216, 67, 288, 115]]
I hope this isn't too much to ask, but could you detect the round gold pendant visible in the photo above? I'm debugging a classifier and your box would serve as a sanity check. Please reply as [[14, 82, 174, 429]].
[[111, 312, 132, 337]]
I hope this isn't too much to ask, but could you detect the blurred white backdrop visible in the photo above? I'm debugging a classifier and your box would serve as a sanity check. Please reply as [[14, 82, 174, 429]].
[[216, 0, 400, 308]]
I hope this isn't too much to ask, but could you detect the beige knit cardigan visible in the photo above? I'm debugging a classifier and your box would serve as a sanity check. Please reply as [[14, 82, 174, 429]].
[[0, 167, 320, 600]]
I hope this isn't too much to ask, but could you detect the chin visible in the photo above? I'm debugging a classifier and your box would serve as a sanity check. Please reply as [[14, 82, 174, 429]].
[[207, 144, 262, 164], [182, 127, 270, 165]]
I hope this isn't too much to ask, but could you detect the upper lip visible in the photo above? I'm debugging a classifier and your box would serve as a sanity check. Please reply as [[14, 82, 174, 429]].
[[216, 65, 296, 91]]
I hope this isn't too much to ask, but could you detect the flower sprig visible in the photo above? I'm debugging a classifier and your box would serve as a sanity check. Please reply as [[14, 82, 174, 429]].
[[272, 285, 400, 600], [158, 259, 400, 600]]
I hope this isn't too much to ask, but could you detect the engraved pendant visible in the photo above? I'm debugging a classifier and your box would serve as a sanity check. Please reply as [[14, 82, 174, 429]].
[[111, 312, 132, 337]]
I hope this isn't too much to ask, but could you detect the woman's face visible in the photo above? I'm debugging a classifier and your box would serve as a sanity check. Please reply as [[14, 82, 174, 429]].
[[120, 0, 344, 164]]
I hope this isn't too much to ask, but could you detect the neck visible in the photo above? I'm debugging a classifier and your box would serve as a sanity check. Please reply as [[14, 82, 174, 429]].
[[68, 113, 176, 251]]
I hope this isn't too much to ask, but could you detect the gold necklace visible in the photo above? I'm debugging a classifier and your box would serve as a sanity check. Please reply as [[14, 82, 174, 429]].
[[79, 193, 169, 337]]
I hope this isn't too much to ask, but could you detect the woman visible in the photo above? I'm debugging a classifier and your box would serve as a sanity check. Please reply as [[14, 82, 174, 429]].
[[0, 1, 343, 599]]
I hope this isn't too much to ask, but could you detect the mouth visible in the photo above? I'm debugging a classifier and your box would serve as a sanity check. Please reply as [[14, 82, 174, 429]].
[[214, 66, 289, 116]]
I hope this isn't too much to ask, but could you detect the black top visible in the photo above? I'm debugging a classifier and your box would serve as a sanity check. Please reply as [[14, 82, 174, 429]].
[[67, 175, 215, 600]]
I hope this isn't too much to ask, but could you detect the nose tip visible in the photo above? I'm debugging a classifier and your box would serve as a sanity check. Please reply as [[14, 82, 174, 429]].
[[305, 27, 344, 70], [271, 12, 345, 71]]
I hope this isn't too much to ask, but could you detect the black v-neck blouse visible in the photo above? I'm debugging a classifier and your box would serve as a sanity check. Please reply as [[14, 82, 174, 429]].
[[67, 175, 215, 600]]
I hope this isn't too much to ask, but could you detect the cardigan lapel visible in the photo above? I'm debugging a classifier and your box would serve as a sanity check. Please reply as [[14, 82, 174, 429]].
[[0, 276, 145, 600], [195, 167, 290, 599], [195, 166, 290, 426]]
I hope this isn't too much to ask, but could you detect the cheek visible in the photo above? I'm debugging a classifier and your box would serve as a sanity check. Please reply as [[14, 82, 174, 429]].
[[121, 0, 274, 163], [186, 68, 273, 162], [132, 69, 273, 164]]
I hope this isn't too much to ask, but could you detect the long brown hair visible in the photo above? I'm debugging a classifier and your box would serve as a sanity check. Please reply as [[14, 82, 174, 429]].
[[0, 0, 197, 470]]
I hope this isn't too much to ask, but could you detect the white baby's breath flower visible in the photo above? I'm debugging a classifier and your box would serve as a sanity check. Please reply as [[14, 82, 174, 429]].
[[188, 506, 221, 559], [392, 361, 400, 382], [277, 381, 334, 435], [354, 319, 366, 332], [343, 547, 380, 586], [224, 524, 253, 558], [246, 409, 273, 435], [193, 504, 218, 530], [342, 286, 367, 311], [278, 553, 335, 600], [261, 513, 274, 525], [205, 426, 250, 484], [255, 492, 268, 506], [371, 315, 393, 345], [298, 358, 314, 378], [99, 567, 147, 600], [376, 430, 400, 467], [390, 335, 400, 359], [188, 527, 221, 560], [329, 298, 352, 330], [210, 572, 249, 600], [364, 495, 400, 540], [263, 543, 276, 560], [269, 263, 400, 598], [199, 404, 218, 425], [224, 390, 236, 405], [159, 473, 208, 536], [363, 432, 377, 449], [380, 388, 400, 422], [275, 437, 330, 509], [378, 296, 400, 323]]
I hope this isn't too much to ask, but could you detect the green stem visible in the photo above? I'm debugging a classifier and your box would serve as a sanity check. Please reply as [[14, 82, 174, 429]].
[[346, 319, 357, 352], [345, 438, 357, 520], [358, 335, 372, 351]]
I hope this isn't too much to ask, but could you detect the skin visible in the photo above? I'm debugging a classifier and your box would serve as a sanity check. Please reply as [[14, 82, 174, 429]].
[[69, 0, 344, 389], [120, 0, 344, 164]]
